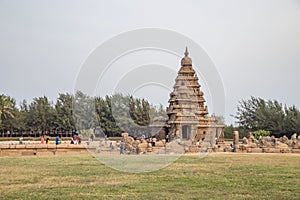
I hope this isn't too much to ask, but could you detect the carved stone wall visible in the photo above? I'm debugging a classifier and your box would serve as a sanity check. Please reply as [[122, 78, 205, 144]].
[[166, 48, 225, 145]]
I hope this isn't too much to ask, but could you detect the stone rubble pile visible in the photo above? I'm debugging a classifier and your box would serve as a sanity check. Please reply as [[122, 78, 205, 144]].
[[240, 133, 300, 153]]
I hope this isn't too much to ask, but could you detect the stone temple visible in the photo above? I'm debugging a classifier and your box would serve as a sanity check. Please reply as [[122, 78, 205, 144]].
[[166, 48, 225, 145]]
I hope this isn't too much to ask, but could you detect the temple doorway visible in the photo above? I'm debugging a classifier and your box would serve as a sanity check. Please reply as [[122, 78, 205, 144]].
[[182, 125, 191, 139]]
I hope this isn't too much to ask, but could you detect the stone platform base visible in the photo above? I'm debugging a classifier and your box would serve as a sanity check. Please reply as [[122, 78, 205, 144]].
[[0, 144, 93, 156]]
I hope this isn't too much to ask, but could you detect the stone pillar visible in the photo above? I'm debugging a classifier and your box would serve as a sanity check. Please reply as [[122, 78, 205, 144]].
[[191, 126, 197, 141], [217, 129, 225, 144], [176, 127, 181, 138], [233, 131, 239, 152], [210, 130, 215, 147]]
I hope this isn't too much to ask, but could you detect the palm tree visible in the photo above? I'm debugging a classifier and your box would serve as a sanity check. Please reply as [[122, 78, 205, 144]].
[[0, 94, 15, 126]]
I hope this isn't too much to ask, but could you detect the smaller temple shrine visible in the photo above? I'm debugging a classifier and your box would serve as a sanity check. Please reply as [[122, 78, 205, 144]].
[[166, 48, 225, 146]]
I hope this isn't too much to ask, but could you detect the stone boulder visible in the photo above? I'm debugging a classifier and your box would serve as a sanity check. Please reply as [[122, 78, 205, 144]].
[[275, 141, 290, 153], [121, 132, 129, 138], [260, 139, 273, 148], [249, 135, 258, 144], [242, 137, 249, 144], [292, 141, 300, 149], [137, 141, 148, 154], [132, 140, 140, 148], [155, 140, 165, 148], [147, 143, 153, 152], [275, 141, 288, 148], [279, 135, 290, 145], [291, 133, 297, 141], [125, 143, 135, 153]]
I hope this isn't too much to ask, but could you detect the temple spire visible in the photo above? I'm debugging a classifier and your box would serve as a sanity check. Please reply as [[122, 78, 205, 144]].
[[184, 46, 189, 57]]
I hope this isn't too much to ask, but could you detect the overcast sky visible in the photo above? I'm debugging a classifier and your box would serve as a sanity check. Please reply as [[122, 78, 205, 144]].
[[1, 0, 300, 124]]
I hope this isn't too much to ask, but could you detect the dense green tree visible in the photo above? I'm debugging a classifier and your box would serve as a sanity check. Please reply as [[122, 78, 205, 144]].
[[73, 91, 96, 130], [94, 94, 166, 137], [129, 96, 150, 126], [27, 96, 56, 133], [0, 94, 15, 130], [94, 95, 121, 136], [0, 92, 167, 137], [14, 100, 29, 131], [235, 96, 300, 137], [284, 105, 300, 135], [55, 93, 74, 131]]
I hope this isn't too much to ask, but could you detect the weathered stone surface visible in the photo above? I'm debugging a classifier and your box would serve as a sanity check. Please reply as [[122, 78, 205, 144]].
[[291, 133, 297, 140], [275, 141, 289, 150], [251, 148, 263, 153], [188, 145, 200, 153], [137, 142, 148, 154], [0, 144, 10, 149], [155, 140, 165, 148], [15, 144, 25, 149], [25, 144, 36, 148], [249, 135, 258, 144], [292, 149, 300, 153], [280, 148, 290, 153], [233, 131, 239, 151], [242, 137, 249, 144], [35, 144, 47, 149], [279, 135, 289, 145], [121, 132, 129, 138], [132, 140, 140, 148], [293, 141, 300, 149], [166, 48, 225, 145], [262, 148, 281, 153], [260, 139, 273, 148], [56, 144, 70, 149], [22, 151, 36, 156], [47, 144, 57, 149], [147, 146, 153, 152], [124, 137, 134, 145]]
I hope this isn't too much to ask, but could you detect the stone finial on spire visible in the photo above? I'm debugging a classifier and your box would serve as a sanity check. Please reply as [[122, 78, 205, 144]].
[[184, 46, 189, 57], [181, 46, 192, 66]]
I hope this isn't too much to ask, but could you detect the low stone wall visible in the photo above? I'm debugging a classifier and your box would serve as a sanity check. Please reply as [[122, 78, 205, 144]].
[[0, 144, 93, 156]]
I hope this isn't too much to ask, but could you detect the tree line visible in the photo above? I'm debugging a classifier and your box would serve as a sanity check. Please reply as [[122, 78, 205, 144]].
[[0, 92, 166, 137], [2, 93, 300, 138], [234, 96, 300, 138]]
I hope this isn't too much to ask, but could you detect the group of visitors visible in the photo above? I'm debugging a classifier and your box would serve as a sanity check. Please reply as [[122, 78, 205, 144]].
[[70, 134, 82, 144], [18, 135, 50, 144], [38, 134, 82, 145], [39, 135, 59, 144], [138, 135, 165, 147], [145, 136, 157, 147], [40, 136, 51, 144]]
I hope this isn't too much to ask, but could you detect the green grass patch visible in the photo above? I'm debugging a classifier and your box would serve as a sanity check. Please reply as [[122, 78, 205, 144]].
[[0, 153, 299, 199]]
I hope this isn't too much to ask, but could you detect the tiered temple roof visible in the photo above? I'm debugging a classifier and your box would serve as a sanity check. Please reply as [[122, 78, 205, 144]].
[[166, 48, 224, 143]]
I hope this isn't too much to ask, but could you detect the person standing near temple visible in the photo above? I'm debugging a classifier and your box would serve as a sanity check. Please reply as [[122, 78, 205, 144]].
[[41, 135, 45, 144], [165, 134, 169, 143], [19, 136, 23, 144], [120, 140, 125, 154], [196, 140, 200, 147], [152, 137, 157, 147], [55, 135, 59, 145]]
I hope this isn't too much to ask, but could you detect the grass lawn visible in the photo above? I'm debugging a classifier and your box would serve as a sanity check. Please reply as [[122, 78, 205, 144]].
[[0, 153, 299, 200]]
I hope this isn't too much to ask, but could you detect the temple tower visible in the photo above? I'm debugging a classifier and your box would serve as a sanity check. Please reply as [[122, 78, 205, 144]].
[[166, 48, 224, 144]]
